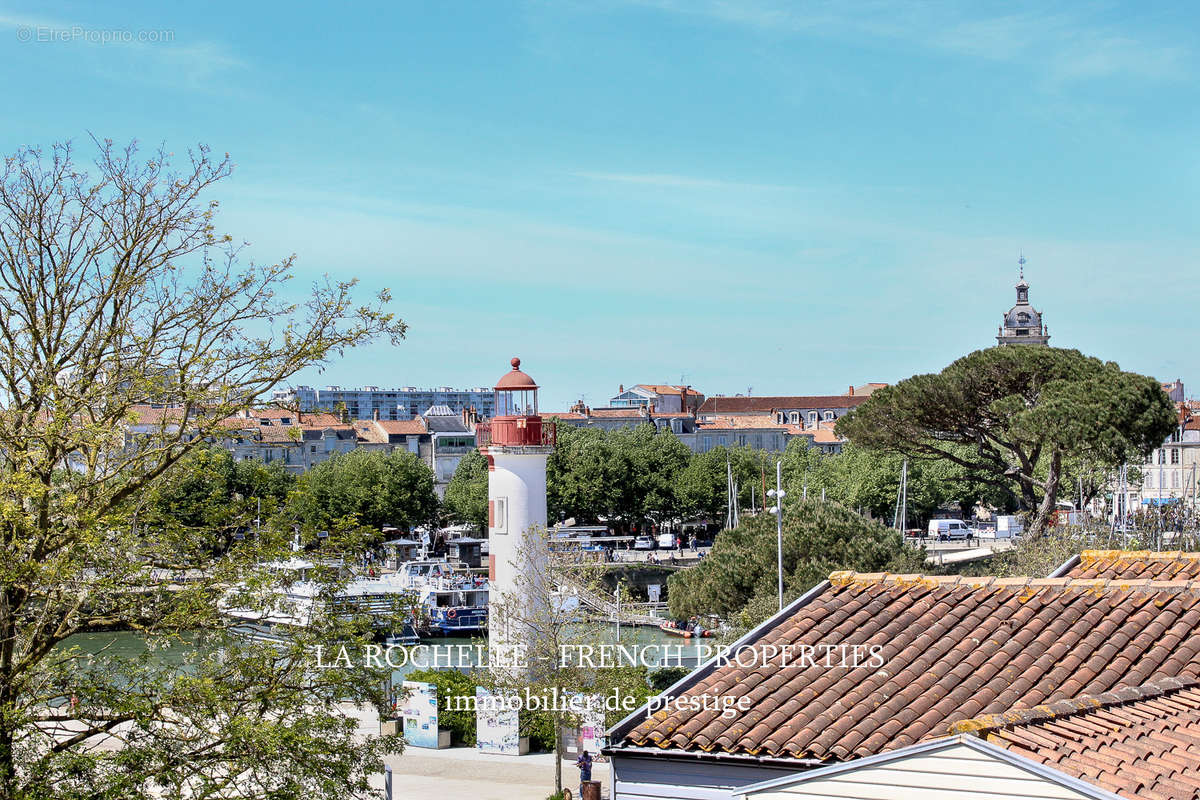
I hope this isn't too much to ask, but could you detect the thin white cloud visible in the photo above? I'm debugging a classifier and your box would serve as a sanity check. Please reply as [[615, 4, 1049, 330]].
[[571, 170, 798, 192], [625, 0, 1189, 82]]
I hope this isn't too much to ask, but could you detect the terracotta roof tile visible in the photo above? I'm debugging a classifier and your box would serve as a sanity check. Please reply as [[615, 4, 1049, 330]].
[[697, 395, 869, 415], [1070, 550, 1200, 580], [373, 419, 427, 436], [952, 677, 1200, 799], [619, 571, 1200, 765]]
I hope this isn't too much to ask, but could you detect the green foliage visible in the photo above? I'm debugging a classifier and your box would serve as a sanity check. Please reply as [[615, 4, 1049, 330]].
[[648, 666, 692, 693], [406, 668, 481, 745], [778, 440, 1015, 529], [667, 499, 924, 624], [547, 423, 693, 525], [0, 139, 407, 797], [141, 446, 295, 537], [547, 425, 770, 526], [291, 448, 439, 532], [837, 347, 1177, 535], [444, 448, 489, 528]]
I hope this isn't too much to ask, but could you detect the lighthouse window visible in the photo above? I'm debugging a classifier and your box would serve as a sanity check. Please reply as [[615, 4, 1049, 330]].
[[489, 497, 508, 534]]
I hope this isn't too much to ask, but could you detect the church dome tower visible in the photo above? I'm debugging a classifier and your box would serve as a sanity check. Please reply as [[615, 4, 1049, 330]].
[[997, 255, 1050, 347]]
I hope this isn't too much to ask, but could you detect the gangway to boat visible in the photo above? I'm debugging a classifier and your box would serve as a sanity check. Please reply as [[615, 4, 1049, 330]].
[[557, 576, 665, 628]]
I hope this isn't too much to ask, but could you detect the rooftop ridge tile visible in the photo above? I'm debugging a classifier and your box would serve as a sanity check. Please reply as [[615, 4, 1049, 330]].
[[827, 571, 1200, 593], [948, 676, 1200, 736], [1082, 549, 1200, 565]]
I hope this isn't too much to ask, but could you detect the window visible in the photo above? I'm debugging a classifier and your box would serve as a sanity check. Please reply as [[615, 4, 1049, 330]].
[[703, 435, 712, 450], [807, 412, 817, 426], [718, 435, 727, 446], [789, 412, 799, 424], [776, 412, 785, 424], [822, 411, 834, 421], [1172, 449, 1181, 464], [489, 497, 508, 534]]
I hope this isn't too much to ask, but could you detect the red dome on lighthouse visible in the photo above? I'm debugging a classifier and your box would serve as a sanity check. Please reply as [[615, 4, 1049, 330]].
[[481, 356, 553, 449], [494, 357, 539, 391]]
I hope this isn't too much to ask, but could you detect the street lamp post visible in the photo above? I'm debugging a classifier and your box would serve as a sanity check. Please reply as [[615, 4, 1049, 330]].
[[767, 460, 786, 611]]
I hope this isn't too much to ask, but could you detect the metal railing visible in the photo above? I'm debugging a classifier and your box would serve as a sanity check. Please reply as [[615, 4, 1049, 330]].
[[475, 418, 556, 448]]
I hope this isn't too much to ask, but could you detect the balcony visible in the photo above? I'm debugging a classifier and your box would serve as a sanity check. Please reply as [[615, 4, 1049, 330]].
[[476, 417, 556, 448]]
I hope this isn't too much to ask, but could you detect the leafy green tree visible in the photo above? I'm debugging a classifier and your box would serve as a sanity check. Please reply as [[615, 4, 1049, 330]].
[[546, 423, 693, 527], [140, 446, 295, 538], [667, 499, 924, 625], [836, 347, 1176, 536], [678, 446, 774, 520], [779, 441, 1015, 529], [609, 424, 692, 524], [547, 425, 616, 524], [291, 448, 438, 533], [0, 139, 406, 798], [443, 448, 489, 528]]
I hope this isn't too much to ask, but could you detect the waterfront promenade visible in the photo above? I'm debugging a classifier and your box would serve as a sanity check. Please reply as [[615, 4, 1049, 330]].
[[346, 702, 610, 799]]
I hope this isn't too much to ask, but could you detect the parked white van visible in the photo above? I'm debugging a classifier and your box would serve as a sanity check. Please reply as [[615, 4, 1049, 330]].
[[928, 519, 972, 541]]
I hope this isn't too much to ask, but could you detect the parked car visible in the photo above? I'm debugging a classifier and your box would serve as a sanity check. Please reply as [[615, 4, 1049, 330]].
[[928, 519, 972, 541], [657, 532, 676, 549], [633, 535, 656, 550]]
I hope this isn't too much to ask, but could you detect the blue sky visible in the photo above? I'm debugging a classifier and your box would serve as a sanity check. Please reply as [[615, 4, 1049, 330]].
[[2, 1, 1197, 409]]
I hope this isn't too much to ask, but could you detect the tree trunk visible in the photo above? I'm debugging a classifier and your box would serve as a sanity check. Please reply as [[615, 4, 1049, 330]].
[[1028, 450, 1063, 538], [554, 712, 563, 795]]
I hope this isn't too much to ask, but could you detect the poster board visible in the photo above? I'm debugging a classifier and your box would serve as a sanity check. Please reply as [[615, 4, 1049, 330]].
[[562, 693, 608, 761], [400, 680, 440, 749], [475, 686, 522, 755]]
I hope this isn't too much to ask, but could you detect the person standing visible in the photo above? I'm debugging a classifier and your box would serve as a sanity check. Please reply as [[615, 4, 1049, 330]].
[[575, 749, 593, 797]]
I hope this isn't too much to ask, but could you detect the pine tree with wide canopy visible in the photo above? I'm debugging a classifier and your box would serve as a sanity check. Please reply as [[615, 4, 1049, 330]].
[[835, 346, 1177, 537]]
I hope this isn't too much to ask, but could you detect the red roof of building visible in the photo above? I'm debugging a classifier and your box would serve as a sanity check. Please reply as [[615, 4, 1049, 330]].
[[619, 570, 1200, 762], [1066, 550, 1200, 580], [952, 676, 1200, 799], [636, 384, 702, 396], [698, 395, 870, 415], [374, 419, 428, 436]]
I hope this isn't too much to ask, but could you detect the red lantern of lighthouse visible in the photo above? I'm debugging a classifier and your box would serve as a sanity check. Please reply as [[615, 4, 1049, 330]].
[[483, 357, 553, 448]]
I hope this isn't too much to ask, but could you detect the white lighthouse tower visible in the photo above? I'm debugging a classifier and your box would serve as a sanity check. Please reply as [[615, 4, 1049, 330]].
[[479, 357, 555, 667]]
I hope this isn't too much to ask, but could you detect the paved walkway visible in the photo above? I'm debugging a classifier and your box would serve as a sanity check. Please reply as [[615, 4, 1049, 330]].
[[346, 703, 611, 800]]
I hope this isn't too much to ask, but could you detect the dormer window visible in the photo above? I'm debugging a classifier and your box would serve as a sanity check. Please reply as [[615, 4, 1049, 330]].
[[1017, 312, 1030, 324], [807, 411, 817, 426], [789, 412, 799, 424], [823, 411, 834, 421]]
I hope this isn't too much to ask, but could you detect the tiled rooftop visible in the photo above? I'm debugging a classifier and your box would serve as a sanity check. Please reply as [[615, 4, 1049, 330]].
[[1067, 550, 1200, 581], [620, 571, 1200, 762], [952, 676, 1200, 800], [697, 395, 869, 415]]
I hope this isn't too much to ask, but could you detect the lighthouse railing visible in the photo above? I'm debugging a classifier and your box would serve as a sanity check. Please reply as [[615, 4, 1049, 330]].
[[473, 418, 555, 448]]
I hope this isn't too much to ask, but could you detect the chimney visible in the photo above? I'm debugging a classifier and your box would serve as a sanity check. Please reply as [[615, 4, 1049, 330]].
[[848, 385, 854, 396], [619, 384, 624, 393]]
